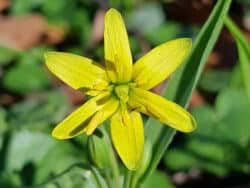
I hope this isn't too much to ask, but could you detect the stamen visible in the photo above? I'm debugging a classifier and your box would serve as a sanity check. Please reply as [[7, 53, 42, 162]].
[[114, 84, 129, 103]]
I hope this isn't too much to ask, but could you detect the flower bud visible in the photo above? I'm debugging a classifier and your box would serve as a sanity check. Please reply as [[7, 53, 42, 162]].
[[87, 129, 110, 169]]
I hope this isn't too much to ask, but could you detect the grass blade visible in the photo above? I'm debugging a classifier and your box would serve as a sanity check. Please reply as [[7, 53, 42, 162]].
[[138, 0, 232, 184], [225, 17, 250, 102]]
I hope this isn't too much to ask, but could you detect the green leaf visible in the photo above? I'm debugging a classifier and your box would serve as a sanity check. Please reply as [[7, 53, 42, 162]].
[[107, 0, 121, 9], [126, 2, 165, 34], [10, 0, 45, 15], [165, 88, 250, 176], [215, 88, 250, 145], [18, 46, 54, 66], [0, 172, 21, 188], [225, 17, 250, 102], [140, 0, 232, 183], [0, 108, 8, 135], [3, 64, 51, 94], [165, 146, 229, 176], [193, 88, 250, 146], [42, 0, 76, 26], [0, 46, 18, 66], [5, 130, 91, 187], [0, 108, 8, 161], [6, 130, 55, 172], [172, 1, 232, 106], [34, 141, 88, 186], [230, 64, 242, 87], [140, 170, 172, 188], [71, 9, 91, 47], [199, 69, 231, 92], [145, 22, 182, 45], [8, 91, 69, 131], [129, 36, 141, 58]]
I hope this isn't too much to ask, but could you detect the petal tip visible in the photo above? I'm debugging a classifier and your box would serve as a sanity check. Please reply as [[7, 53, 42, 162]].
[[126, 163, 138, 171], [180, 38, 192, 49], [190, 116, 197, 131], [174, 37, 192, 46], [105, 8, 122, 22], [121, 152, 143, 171], [183, 115, 197, 133], [44, 51, 56, 59], [106, 8, 119, 15], [44, 52, 50, 61], [44, 51, 59, 64], [122, 157, 141, 170], [52, 127, 71, 140]]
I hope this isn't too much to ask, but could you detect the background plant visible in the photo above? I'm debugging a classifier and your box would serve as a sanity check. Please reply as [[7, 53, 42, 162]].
[[0, 0, 250, 188]]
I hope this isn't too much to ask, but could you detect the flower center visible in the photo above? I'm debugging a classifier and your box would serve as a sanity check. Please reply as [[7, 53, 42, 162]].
[[114, 84, 130, 103]]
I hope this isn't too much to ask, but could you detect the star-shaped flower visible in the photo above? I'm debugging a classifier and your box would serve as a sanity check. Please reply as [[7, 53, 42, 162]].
[[44, 8, 196, 170]]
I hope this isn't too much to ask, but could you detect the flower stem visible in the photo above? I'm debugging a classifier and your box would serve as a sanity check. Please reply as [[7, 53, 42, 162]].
[[140, 128, 176, 182], [123, 170, 133, 188], [104, 169, 113, 188], [91, 166, 109, 188], [101, 126, 121, 188], [108, 147, 121, 188]]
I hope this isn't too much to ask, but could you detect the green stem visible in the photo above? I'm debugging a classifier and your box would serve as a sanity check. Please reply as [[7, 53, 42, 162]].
[[101, 126, 121, 188], [224, 17, 250, 102], [108, 148, 121, 188], [140, 128, 176, 182], [224, 17, 249, 48], [104, 169, 113, 188], [91, 167, 109, 188], [123, 170, 132, 188]]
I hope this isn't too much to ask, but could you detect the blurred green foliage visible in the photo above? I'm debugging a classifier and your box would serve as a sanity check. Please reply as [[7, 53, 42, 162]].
[[0, 46, 18, 66], [164, 15, 250, 178], [199, 69, 231, 92], [1, 1, 183, 187], [8, 91, 69, 131], [165, 87, 250, 176], [0, 0, 250, 187], [141, 170, 172, 188]]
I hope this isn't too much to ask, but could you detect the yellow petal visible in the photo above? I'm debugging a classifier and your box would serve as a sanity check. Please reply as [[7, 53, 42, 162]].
[[133, 38, 192, 90], [85, 97, 119, 135], [110, 108, 144, 170], [52, 92, 111, 139], [104, 8, 133, 83], [45, 52, 109, 95], [129, 88, 196, 132]]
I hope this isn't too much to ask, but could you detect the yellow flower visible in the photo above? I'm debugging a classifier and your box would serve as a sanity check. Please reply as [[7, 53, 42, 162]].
[[44, 8, 196, 170]]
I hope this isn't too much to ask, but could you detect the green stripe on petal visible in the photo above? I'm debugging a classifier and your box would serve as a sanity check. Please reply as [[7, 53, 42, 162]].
[[133, 38, 192, 90], [104, 8, 133, 83], [110, 108, 144, 170], [85, 97, 119, 135], [129, 88, 196, 133], [52, 92, 111, 139], [45, 52, 109, 95]]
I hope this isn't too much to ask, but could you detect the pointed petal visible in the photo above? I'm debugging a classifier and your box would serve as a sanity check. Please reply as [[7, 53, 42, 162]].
[[52, 92, 110, 139], [45, 52, 109, 95], [110, 108, 144, 170], [129, 88, 196, 132], [104, 8, 133, 83], [133, 38, 192, 90]]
